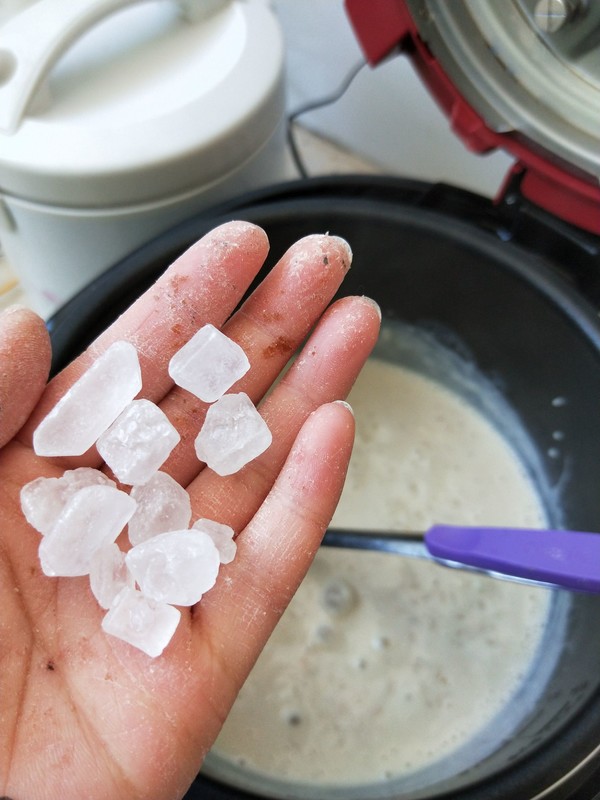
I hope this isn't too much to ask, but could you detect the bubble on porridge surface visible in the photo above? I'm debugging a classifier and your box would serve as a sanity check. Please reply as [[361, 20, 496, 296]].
[[97, 399, 180, 486], [168, 323, 250, 403], [33, 341, 142, 457], [321, 578, 359, 617], [38, 485, 136, 577], [314, 624, 335, 644], [128, 471, 191, 546], [195, 392, 272, 476], [372, 635, 391, 651], [282, 710, 304, 727]]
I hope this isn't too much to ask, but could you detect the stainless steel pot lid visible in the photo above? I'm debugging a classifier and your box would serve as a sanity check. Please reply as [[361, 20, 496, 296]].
[[346, 0, 600, 234]]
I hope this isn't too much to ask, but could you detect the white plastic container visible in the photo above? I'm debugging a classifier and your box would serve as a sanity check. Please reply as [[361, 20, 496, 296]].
[[0, 0, 292, 316]]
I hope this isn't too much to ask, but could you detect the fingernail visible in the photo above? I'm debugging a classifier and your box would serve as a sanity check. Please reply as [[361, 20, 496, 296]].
[[1, 303, 29, 315], [361, 295, 382, 320], [333, 399, 354, 416], [329, 236, 353, 272]]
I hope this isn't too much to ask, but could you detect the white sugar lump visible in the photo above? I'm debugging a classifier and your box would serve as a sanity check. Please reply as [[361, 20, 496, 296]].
[[101, 586, 181, 658], [62, 467, 115, 492], [96, 399, 180, 485], [21, 477, 63, 534], [38, 485, 136, 577], [126, 529, 220, 606], [168, 323, 250, 403], [89, 542, 134, 609], [193, 518, 237, 564], [20, 468, 115, 534], [195, 392, 272, 476], [33, 341, 142, 457], [128, 471, 191, 546]]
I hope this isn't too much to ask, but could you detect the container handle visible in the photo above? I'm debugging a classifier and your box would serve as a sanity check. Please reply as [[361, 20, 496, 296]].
[[0, 0, 229, 135]]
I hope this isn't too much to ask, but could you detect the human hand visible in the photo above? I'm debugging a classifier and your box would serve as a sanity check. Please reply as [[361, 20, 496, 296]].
[[0, 221, 380, 800]]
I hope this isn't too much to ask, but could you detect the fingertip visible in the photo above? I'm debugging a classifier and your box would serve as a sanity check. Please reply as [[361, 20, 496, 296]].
[[202, 220, 270, 255], [359, 295, 382, 321], [286, 233, 352, 276], [0, 304, 51, 361], [171, 221, 270, 282], [292, 400, 356, 470], [325, 234, 353, 270], [318, 399, 356, 441], [313, 295, 381, 364], [0, 303, 31, 317], [1, 303, 46, 327], [332, 399, 355, 417]]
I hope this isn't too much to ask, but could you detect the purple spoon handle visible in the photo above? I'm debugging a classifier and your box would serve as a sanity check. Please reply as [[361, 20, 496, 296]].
[[425, 525, 600, 593]]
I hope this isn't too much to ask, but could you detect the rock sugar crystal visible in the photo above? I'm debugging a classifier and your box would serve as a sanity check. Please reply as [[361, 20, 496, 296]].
[[128, 471, 192, 546], [193, 518, 236, 564], [21, 468, 115, 534], [33, 341, 142, 457], [22, 329, 274, 658], [195, 392, 272, 476], [101, 587, 181, 658], [89, 542, 134, 609], [97, 399, 180, 485], [168, 324, 250, 403], [126, 529, 220, 606], [38, 485, 136, 577]]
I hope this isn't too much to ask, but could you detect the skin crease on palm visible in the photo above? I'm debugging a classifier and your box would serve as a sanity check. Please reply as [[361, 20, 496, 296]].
[[0, 221, 381, 800]]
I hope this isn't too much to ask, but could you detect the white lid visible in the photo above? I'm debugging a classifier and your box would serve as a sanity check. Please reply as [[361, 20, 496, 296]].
[[0, 0, 284, 207]]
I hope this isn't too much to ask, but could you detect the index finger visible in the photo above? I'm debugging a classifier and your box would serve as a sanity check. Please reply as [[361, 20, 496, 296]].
[[21, 220, 270, 443]]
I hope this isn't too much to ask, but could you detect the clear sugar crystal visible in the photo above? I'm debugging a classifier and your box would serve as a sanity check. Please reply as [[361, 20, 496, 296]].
[[33, 341, 142, 457], [168, 324, 250, 403], [126, 529, 220, 606], [193, 518, 236, 564], [96, 399, 180, 485], [38, 485, 136, 577], [21, 468, 115, 535], [89, 542, 134, 609], [101, 587, 181, 658], [195, 392, 272, 476], [128, 471, 191, 546], [20, 476, 63, 534]]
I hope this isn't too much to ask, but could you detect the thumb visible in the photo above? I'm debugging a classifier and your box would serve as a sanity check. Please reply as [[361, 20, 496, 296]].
[[0, 305, 51, 448]]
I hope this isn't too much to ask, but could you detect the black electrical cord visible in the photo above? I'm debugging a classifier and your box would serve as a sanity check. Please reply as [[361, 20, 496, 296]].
[[286, 58, 369, 179]]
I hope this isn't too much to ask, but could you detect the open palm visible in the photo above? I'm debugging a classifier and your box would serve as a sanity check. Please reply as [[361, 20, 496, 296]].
[[0, 221, 380, 800]]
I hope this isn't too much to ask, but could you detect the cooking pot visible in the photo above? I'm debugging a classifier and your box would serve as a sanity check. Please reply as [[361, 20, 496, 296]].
[[0, 0, 288, 317], [47, 175, 600, 799]]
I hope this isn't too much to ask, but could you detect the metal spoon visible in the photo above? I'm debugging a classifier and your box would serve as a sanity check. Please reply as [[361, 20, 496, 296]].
[[321, 525, 600, 593]]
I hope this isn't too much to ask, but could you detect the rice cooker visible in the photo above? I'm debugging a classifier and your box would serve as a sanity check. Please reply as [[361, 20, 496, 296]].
[[46, 1, 600, 798], [0, 0, 290, 317]]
